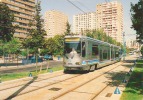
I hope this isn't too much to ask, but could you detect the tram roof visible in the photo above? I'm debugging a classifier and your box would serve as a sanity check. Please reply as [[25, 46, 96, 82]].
[[65, 35, 120, 48]]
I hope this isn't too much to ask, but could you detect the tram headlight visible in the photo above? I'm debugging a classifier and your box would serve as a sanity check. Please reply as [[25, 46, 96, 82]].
[[75, 62, 81, 65], [82, 61, 87, 65]]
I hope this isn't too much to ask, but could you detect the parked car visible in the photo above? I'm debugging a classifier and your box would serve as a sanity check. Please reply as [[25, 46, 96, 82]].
[[30, 56, 43, 63], [44, 54, 53, 60], [129, 51, 134, 55]]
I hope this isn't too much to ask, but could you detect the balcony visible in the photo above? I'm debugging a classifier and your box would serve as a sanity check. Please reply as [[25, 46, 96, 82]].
[[3, 0, 35, 12], [14, 33, 27, 38]]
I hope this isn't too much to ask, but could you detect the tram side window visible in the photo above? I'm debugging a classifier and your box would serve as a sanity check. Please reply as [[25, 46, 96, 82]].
[[103, 49, 108, 60], [100, 48, 103, 61], [82, 42, 86, 57], [92, 45, 98, 59], [115, 50, 119, 58], [111, 49, 115, 59]]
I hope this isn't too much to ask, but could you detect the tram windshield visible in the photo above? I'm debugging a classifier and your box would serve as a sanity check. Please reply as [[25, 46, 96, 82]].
[[64, 42, 81, 54]]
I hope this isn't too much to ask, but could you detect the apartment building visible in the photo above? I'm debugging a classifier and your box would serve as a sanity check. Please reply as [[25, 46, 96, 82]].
[[0, 0, 35, 38], [96, 1, 123, 43], [44, 10, 68, 38], [126, 39, 139, 50], [73, 12, 96, 34]]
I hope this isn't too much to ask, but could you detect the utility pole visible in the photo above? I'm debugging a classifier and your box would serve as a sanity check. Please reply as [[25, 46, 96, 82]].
[[123, 32, 126, 61]]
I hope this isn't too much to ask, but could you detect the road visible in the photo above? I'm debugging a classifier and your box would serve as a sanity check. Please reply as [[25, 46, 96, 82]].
[[0, 60, 63, 74]]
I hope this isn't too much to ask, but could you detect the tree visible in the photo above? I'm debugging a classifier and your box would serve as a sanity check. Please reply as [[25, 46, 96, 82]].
[[130, 0, 143, 43], [45, 38, 56, 54], [0, 38, 21, 64], [22, 1, 46, 72], [65, 21, 71, 35], [8, 38, 21, 54], [140, 46, 143, 56], [0, 3, 16, 42], [53, 35, 64, 55], [44, 35, 64, 56], [85, 29, 121, 46]]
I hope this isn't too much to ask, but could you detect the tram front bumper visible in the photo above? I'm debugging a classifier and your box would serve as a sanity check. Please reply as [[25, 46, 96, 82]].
[[64, 65, 89, 71]]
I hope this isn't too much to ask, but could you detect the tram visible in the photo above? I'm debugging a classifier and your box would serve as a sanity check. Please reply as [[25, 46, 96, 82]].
[[63, 35, 122, 72]]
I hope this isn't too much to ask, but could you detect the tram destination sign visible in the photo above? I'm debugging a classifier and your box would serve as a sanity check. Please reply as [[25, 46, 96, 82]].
[[65, 38, 80, 42]]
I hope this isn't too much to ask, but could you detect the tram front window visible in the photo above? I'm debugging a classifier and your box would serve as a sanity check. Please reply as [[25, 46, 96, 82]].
[[64, 42, 81, 54]]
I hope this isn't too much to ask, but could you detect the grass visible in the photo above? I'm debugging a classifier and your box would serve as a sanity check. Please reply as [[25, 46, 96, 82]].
[[0, 66, 64, 82], [120, 60, 143, 100]]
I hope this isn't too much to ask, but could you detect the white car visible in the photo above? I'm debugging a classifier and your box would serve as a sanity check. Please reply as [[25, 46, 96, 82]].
[[129, 52, 134, 55]]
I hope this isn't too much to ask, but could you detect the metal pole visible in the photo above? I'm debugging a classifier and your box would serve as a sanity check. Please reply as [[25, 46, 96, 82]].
[[123, 32, 126, 61], [27, 48, 29, 64]]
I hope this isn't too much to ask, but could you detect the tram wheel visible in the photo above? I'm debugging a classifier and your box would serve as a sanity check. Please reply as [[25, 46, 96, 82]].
[[64, 69, 69, 73], [89, 65, 95, 72], [95, 64, 99, 70]]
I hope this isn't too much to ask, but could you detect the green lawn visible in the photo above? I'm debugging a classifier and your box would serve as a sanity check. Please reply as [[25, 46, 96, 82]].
[[0, 66, 64, 82], [120, 59, 143, 100]]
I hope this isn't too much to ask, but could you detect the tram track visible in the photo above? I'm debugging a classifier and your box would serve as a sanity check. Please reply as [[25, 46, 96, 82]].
[[0, 71, 83, 100], [0, 72, 65, 91], [1, 61, 130, 100], [49, 62, 125, 100], [89, 66, 129, 100], [11, 62, 123, 100], [52, 61, 134, 100]]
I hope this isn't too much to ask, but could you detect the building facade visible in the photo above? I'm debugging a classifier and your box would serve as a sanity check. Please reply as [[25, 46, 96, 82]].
[[96, 1, 123, 43], [73, 1, 123, 43], [44, 10, 68, 38], [0, 0, 35, 38], [126, 39, 139, 50], [73, 12, 96, 34]]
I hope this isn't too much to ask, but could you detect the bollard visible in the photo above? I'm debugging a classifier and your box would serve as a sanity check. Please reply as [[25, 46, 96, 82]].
[[114, 87, 120, 94], [126, 72, 131, 76], [58, 56, 60, 60], [50, 69, 53, 73], [134, 61, 136, 66], [122, 79, 127, 83], [29, 72, 32, 77], [129, 68, 133, 72]]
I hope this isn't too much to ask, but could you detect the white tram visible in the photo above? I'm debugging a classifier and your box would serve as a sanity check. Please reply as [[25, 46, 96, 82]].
[[63, 35, 122, 72]]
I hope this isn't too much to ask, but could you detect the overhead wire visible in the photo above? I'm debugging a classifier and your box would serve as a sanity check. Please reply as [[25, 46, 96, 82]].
[[105, 0, 110, 3], [66, 0, 86, 13], [76, 1, 93, 12]]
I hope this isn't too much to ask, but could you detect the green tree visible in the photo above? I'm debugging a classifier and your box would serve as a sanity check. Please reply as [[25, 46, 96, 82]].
[[130, 0, 143, 43], [140, 46, 143, 56], [22, 1, 46, 72], [53, 35, 64, 55], [86, 30, 94, 38], [44, 35, 64, 56], [85, 29, 121, 46], [65, 21, 71, 35], [45, 38, 56, 54], [0, 3, 16, 42], [0, 38, 21, 63]]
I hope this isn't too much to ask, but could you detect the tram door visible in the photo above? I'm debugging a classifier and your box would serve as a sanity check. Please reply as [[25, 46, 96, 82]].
[[92, 44, 99, 60], [82, 41, 86, 58]]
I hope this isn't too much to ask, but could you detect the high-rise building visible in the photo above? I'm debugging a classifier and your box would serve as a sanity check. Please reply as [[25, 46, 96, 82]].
[[73, 1, 123, 43], [96, 1, 123, 43], [44, 10, 68, 38], [0, 0, 35, 39], [73, 12, 96, 34]]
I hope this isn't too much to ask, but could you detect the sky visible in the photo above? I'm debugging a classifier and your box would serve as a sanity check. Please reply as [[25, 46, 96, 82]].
[[40, 0, 139, 41]]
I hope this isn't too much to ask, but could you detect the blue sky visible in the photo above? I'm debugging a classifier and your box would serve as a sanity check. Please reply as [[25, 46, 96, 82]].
[[40, 0, 138, 40]]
